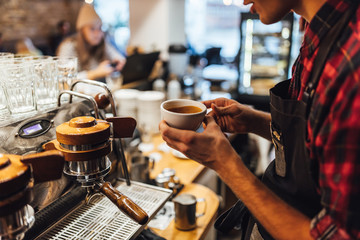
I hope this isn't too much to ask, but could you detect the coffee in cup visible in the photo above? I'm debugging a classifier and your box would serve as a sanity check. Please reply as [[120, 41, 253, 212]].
[[160, 99, 207, 130], [166, 105, 203, 114]]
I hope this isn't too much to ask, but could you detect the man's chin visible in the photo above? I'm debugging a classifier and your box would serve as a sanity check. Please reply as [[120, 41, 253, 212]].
[[250, 5, 257, 14], [259, 14, 287, 25]]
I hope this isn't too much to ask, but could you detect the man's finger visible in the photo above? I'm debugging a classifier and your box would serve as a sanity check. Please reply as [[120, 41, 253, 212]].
[[202, 99, 217, 108], [202, 98, 228, 108], [159, 123, 183, 150], [203, 115, 216, 126], [161, 134, 189, 154], [212, 103, 235, 116], [159, 120, 195, 143]]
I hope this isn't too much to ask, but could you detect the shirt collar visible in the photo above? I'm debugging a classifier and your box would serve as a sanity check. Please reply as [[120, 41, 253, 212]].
[[301, 0, 353, 58]]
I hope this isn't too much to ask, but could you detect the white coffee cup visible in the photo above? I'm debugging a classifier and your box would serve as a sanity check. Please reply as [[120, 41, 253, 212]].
[[113, 89, 139, 118], [160, 99, 206, 131], [137, 91, 166, 136]]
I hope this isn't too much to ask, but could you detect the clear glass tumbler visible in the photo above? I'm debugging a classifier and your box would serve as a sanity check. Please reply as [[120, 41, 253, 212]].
[[0, 84, 10, 120], [53, 56, 78, 91], [26, 56, 59, 110], [1, 62, 36, 115], [0, 52, 14, 59]]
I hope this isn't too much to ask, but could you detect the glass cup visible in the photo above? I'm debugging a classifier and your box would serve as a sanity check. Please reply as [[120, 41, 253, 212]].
[[1, 62, 36, 116], [53, 56, 78, 91], [0, 52, 14, 60], [24, 56, 59, 110], [0, 57, 16, 66], [14, 54, 32, 59], [0, 84, 10, 120], [0, 57, 15, 119]]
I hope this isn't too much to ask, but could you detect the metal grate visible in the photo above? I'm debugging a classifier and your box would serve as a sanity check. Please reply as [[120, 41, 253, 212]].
[[35, 181, 172, 240]]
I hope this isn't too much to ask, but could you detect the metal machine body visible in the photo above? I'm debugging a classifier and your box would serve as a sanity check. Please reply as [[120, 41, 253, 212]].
[[0, 87, 171, 239], [0, 205, 35, 240]]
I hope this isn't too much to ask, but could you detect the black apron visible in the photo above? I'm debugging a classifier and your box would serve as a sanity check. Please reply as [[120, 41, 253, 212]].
[[215, 2, 358, 239]]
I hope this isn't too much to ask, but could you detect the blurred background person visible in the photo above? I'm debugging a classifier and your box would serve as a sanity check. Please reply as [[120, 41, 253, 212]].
[[15, 37, 43, 56], [57, 3, 126, 82], [49, 20, 72, 55]]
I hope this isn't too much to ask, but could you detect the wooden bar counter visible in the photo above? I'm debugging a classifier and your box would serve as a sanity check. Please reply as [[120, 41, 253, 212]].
[[145, 134, 205, 184], [142, 134, 220, 240]]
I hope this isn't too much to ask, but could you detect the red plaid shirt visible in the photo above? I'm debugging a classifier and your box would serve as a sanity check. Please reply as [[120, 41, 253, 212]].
[[289, 0, 360, 239]]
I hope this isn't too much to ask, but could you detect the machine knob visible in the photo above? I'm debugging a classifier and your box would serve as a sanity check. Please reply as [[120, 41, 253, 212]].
[[95, 93, 110, 110]]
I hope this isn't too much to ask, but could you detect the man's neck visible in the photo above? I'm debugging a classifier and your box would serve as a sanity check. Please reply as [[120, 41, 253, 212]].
[[294, 0, 327, 22]]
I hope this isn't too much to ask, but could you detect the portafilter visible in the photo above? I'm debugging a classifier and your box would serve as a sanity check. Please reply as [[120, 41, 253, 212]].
[[71, 79, 132, 186], [43, 116, 149, 225], [0, 151, 64, 240]]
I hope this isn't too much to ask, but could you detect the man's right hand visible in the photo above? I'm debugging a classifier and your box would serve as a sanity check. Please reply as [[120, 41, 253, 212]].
[[202, 98, 256, 133], [202, 98, 272, 140]]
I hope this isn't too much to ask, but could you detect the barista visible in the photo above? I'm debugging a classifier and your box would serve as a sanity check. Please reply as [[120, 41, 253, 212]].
[[57, 4, 126, 82], [159, 0, 360, 239]]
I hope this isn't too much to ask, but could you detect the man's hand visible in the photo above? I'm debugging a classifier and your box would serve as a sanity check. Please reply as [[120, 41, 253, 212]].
[[202, 98, 272, 140], [202, 98, 256, 133], [159, 116, 239, 170]]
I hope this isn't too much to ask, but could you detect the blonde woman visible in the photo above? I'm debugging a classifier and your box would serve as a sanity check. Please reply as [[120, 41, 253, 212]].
[[57, 4, 126, 82]]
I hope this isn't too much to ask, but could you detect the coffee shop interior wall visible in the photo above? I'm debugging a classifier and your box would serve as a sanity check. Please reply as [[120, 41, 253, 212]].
[[0, 0, 83, 51]]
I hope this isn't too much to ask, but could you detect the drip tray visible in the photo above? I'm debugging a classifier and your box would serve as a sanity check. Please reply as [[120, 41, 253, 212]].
[[35, 180, 172, 240]]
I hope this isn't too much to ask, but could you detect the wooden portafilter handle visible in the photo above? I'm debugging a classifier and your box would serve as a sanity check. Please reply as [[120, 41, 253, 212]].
[[99, 182, 149, 225]]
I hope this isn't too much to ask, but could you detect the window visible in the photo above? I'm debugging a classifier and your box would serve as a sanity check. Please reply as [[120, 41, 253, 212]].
[[94, 0, 129, 53], [185, 0, 250, 60]]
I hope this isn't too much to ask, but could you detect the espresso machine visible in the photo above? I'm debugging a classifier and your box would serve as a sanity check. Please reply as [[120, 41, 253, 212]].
[[0, 80, 172, 239], [0, 151, 64, 240]]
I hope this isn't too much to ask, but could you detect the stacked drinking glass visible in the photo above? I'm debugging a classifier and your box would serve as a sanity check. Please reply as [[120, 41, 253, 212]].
[[0, 53, 78, 122]]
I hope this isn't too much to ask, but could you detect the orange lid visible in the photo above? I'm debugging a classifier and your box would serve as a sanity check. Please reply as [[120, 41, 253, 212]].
[[0, 154, 31, 199], [56, 116, 111, 145]]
